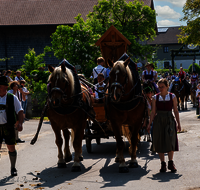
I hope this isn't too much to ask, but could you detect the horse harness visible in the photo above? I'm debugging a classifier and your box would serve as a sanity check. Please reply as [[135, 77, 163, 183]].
[[48, 82, 108, 136], [174, 82, 184, 95]]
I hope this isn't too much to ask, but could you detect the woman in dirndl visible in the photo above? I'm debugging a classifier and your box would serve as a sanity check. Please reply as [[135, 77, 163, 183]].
[[147, 78, 181, 173]]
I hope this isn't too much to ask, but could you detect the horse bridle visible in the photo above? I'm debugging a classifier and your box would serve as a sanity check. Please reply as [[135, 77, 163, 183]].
[[110, 68, 128, 96], [174, 82, 184, 95], [109, 66, 139, 98]]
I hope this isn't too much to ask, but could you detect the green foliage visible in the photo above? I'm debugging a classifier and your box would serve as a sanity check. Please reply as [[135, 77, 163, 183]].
[[188, 63, 200, 74], [30, 70, 50, 83], [155, 69, 188, 75], [22, 48, 46, 73], [86, 0, 157, 59], [178, 0, 200, 45], [46, 0, 157, 76], [0, 56, 14, 62], [45, 15, 101, 77], [31, 80, 47, 109]]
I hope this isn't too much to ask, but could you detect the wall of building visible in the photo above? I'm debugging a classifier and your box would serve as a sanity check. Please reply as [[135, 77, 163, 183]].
[[0, 25, 59, 70]]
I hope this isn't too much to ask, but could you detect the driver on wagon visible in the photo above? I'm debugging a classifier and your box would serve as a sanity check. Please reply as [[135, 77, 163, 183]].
[[142, 62, 159, 93]]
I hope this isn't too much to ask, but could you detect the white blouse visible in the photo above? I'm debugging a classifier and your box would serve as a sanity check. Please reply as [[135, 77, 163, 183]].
[[153, 93, 175, 101]]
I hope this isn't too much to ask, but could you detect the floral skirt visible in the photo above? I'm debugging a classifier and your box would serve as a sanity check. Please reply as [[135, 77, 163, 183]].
[[152, 111, 179, 153]]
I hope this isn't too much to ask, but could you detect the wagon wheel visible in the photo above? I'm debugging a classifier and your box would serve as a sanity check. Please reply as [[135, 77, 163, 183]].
[[85, 120, 92, 153], [96, 138, 101, 145], [86, 137, 92, 153]]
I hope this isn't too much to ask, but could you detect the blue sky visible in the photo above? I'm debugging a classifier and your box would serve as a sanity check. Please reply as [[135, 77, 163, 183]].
[[153, 0, 187, 27]]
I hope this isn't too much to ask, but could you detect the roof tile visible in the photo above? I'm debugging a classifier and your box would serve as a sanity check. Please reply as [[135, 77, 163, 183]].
[[0, 0, 153, 26]]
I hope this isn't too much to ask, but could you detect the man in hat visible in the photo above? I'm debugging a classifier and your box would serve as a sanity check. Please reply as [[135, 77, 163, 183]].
[[142, 62, 159, 93], [15, 70, 24, 81], [0, 76, 24, 176], [178, 67, 191, 95]]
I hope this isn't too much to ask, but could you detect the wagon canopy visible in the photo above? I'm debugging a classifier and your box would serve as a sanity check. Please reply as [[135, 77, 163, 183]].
[[95, 25, 131, 67]]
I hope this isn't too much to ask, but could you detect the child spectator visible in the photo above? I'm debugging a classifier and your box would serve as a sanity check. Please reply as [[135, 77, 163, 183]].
[[19, 80, 30, 121], [95, 73, 106, 103]]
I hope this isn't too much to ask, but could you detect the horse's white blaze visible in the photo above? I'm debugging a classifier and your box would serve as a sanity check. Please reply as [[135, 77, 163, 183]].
[[72, 162, 81, 167], [114, 87, 117, 100], [119, 163, 127, 167]]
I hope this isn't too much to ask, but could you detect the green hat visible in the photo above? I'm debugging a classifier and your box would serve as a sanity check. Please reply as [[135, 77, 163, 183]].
[[0, 76, 9, 86], [144, 86, 152, 93]]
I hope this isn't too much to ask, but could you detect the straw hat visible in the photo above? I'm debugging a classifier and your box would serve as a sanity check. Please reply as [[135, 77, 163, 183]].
[[145, 62, 153, 67]]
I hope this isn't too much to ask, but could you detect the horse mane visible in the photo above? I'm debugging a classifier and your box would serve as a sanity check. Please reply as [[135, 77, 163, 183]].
[[48, 66, 75, 94], [113, 61, 133, 85]]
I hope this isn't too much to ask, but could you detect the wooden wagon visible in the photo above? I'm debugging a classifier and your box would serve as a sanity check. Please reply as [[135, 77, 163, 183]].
[[84, 25, 132, 153]]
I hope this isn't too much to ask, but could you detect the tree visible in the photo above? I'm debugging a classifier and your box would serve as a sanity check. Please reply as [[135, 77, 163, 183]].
[[178, 0, 200, 45], [46, 0, 157, 76], [22, 48, 46, 73], [86, 0, 157, 58], [45, 15, 101, 77]]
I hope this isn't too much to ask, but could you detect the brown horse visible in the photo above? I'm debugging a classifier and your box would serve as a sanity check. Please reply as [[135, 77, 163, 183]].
[[190, 82, 197, 107], [47, 63, 93, 171], [106, 58, 146, 173], [173, 79, 188, 110]]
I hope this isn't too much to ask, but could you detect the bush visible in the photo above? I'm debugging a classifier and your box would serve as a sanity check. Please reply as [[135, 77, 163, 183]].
[[31, 80, 47, 109], [188, 63, 200, 74], [155, 69, 189, 75], [30, 70, 50, 83]]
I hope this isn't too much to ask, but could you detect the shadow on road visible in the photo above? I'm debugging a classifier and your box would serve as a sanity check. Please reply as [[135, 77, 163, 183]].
[[28, 163, 93, 189], [147, 172, 182, 182], [81, 140, 159, 188]]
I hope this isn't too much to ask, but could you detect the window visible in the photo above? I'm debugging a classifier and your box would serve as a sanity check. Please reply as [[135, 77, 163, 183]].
[[163, 46, 169, 53], [164, 62, 170, 69]]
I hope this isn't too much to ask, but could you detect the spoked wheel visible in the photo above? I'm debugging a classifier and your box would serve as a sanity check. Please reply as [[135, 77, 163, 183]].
[[86, 137, 92, 153], [85, 120, 92, 153], [96, 138, 100, 145]]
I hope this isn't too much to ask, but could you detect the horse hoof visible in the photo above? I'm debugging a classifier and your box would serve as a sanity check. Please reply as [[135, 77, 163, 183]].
[[115, 157, 120, 163], [57, 163, 66, 168], [119, 167, 129, 173], [71, 166, 81, 172], [79, 156, 83, 161], [129, 162, 138, 168], [65, 155, 72, 163]]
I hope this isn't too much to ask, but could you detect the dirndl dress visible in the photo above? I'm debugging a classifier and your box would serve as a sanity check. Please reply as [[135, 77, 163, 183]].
[[152, 93, 179, 153]]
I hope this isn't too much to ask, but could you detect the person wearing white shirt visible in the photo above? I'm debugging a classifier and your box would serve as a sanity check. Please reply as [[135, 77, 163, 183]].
[[92, 57, 106, 84], [0, 76, 24, 176], [94, 73, 106, 103], [142, 62, 159, 93], [15, 70, 24, 81], [6, 70, 13, 83], [8, 81, 25, 143]]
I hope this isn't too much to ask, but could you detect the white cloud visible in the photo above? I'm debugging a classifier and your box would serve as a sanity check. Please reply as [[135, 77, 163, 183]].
[[154, 0, 186, 8], [156, 5, 181, 19], [157, 20, 181, 27]]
